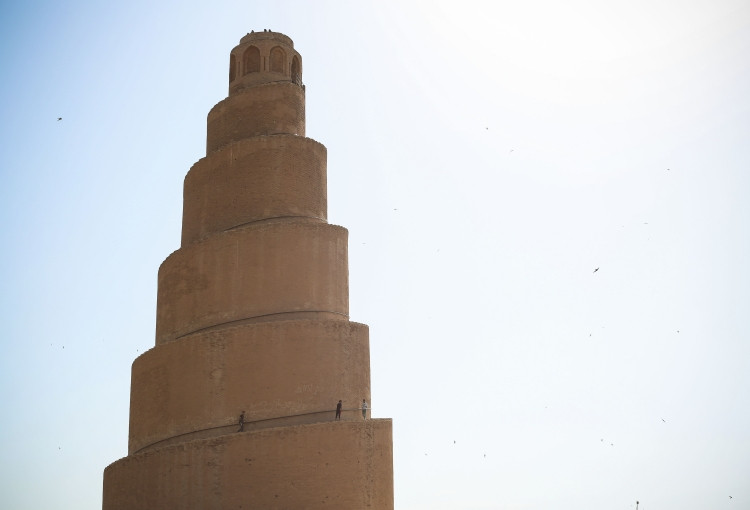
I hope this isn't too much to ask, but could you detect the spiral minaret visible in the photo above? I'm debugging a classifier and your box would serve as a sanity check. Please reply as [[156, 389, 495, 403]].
[[102, 31, 394, 509]]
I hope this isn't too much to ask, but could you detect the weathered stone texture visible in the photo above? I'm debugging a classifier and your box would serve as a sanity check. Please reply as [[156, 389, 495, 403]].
[[182, 135, 327, 245], [105, 420, 393, 510], [130, 320, 370, 454], [207, 83, 306, 153], [156, 221, 350, 344]]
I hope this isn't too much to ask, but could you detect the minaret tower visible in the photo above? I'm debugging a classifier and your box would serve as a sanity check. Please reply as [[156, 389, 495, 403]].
[[102, 31, 394, 509]]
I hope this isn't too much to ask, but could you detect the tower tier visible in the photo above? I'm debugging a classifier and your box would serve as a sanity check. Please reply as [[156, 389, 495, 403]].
[[129, 319, 370, 454], [105, 420, 394, 510], [156, 221, 349, 345], [182, 135, 327, 246], [207, 82, 305, 154]]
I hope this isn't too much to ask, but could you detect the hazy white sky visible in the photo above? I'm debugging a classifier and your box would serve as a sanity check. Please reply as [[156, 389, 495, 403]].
[[1, 1, 749, 509]]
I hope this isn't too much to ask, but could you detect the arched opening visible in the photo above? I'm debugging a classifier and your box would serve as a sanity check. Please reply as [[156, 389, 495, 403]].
[[291, 55, 301, 85], [269, 46, 285, 74], [229, 54, 237, 82], [243, 46, 260, 75]]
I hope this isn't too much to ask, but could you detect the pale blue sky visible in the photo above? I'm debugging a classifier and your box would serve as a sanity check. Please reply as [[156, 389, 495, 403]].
[[1, 1, 749, 509]]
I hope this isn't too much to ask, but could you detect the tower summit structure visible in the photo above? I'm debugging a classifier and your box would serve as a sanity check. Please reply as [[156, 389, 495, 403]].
[[102, 31, 394, 509]]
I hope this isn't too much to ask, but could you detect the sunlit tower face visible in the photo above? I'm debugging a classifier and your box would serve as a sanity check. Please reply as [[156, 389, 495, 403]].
[[102, 31, 394, 510]]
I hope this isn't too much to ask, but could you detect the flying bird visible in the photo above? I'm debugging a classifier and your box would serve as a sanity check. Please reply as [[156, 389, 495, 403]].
[[593, 268, 599, 273], [57, 117, 62, 121]]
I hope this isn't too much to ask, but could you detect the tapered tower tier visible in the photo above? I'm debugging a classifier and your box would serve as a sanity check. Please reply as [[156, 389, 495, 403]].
[[182, 135, 327, 246], [156, 221, 350, 344], [207, 83, 306, 152], [104, 420, 393, 510], [129, 319, 371, 454]]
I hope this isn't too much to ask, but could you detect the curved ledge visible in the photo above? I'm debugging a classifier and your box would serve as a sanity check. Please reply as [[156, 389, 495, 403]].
[[173, 309, 348, 341], [134, 407, 374, 454]]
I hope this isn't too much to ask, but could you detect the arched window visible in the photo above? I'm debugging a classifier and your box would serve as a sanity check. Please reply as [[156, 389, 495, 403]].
[[270, 46, 285, 74], [291, 55, 301, 84], [243, 46, 260, 75], [229, 54, 237, 82]]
